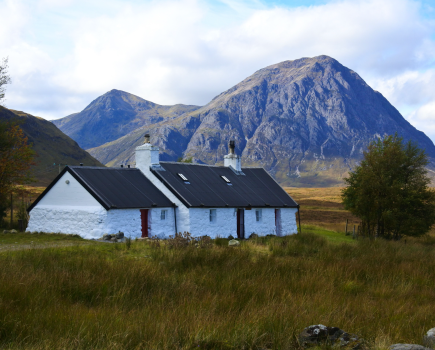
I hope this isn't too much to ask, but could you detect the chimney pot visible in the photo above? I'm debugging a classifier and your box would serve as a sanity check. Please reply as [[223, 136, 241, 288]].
[[144, 134, 150, 144], [229, 140, 235, 154]]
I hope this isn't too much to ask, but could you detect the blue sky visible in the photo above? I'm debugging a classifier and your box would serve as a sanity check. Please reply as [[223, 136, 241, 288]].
[[1, 0, 435, 142]]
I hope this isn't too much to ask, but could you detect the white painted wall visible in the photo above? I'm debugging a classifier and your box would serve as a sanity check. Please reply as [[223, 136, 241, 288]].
[[280, 208, 298, 235], [189, 208, 237, 238], [148, 207, 176, 238], [37, 172, 102, 207], [27, 206, 107, 238], [244, 208, 275, 237]]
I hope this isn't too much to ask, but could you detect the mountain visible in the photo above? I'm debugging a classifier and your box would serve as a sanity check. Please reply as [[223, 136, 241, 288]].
[[52, 89, 201, 149], [0, 106, 104, 186], [61, 56, 435, 187]]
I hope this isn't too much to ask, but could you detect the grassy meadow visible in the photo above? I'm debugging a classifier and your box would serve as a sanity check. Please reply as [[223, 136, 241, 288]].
[[0, 187, 434, 349], [1, 232, 435, 349]]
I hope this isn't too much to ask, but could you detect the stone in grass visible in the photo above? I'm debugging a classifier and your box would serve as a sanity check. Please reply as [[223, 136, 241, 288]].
[[249, 233, 259, 239], [10, 229, 17, 234], [423, 328, 435, 348], [2, 230, 9, 234], [228, 239, 240, 247], [227, 235, 235, 240], [390, 345, 432, 350], [115, 231, 124, 239], [102, 234, 111, 241], [299, 324, 361, 349]]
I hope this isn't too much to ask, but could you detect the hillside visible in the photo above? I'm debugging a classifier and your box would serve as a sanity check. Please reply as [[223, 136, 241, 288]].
[[52, 89, 201, 149], [0, 106, 104, 185], [84, 56, 435, 186]]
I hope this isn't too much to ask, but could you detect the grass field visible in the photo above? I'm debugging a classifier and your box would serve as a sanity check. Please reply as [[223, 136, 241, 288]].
[[1, 232, 435, 349], [1, 187, 434, 349]]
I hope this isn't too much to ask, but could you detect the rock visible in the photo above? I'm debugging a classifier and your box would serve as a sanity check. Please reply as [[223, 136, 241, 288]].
[[10, 229, 17, 233], [423, 328, 435, 348], [2, 230, 9, 234], [102, 234, 111, 241], [249, 233, 259, 239], [115, 231, 124, 239], [228, 235, 235, 240], [228, 239, 240, 247], [299, 325, 361, 349], [110, 237, 117, 242], [390, 345, 432, 350]]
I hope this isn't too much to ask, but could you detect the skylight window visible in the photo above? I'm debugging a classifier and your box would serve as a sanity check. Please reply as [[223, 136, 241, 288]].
[[178, 173, 188, 181], [221, 175, 232, 185], [221, 176, 231, 183], [177, 173, 190, 184]]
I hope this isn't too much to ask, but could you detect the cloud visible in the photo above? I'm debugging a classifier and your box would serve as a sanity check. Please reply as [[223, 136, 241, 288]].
[[408, 101, 435, 140], [2, 0, 435, 139]]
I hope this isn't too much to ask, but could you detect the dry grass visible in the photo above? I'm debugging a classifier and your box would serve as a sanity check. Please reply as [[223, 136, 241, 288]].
[[0, 234, 434, 349]]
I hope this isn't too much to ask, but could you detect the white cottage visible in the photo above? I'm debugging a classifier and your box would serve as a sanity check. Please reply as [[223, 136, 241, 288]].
[[27, 136, 300, 239]]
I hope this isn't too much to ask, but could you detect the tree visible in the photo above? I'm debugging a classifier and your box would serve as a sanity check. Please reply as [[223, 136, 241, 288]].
[[0, 120, 35, 221], [342, 134, 435, 240], [0, 57, 11, 106]]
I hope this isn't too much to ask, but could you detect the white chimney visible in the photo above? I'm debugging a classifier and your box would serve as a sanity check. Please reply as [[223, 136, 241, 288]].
[[135, 134, 160, 174], [224, 140, 242, 172]]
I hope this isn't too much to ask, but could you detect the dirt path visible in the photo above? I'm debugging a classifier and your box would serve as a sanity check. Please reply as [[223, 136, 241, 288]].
[[0, 241, 97, 252]]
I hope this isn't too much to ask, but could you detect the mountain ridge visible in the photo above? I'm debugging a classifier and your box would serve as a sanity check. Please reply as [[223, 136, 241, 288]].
[[56, 55, 435, 186]]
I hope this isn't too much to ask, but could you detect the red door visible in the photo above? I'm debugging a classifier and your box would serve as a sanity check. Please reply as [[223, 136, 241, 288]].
[[140, 209, 149, 238]]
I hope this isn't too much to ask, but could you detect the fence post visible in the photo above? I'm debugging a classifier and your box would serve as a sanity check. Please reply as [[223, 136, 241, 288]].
[[345, 219, 348, 235], [10, 192, 13, 228], [353, 225, 356, 239]]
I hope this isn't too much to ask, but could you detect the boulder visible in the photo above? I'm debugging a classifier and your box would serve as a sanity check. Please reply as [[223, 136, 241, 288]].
[[102, 234, 111, 241], [423, 328, 435, 348], [299, 325, 361, 349], [390, 345, 432, 350], [228, 239, 240, 247], [10, 229, 17, 233], [249, 233, 259, 239], [2, 230, 9, 234], [115, 231, 124, 239], [227, 235, 235, 240], [110, 237, 117, 242]]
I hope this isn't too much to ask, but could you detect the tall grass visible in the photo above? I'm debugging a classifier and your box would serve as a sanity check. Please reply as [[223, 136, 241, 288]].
[[0, 234, 435, 349]]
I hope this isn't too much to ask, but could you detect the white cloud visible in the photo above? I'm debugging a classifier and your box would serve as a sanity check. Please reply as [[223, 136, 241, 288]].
[[1, 0, 435, 143], [408, 101, 435, 140]]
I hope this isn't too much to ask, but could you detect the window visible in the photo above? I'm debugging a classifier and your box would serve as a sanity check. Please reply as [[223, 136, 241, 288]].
[[209, 209, 217, 223], [177, 173, 190, 184], [221, 175, 232, 186], [255, 209, 262, 222], [178, 173, 188, 181], [160, 210, 167, 220]]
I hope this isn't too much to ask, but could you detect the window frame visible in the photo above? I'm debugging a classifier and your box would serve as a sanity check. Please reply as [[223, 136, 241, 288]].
[[160, 209, 167, 221], [255, 209, 262, 222]]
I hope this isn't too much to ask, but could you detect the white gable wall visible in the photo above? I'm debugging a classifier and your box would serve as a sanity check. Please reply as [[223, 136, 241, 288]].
[[37, 172, 102, 208]]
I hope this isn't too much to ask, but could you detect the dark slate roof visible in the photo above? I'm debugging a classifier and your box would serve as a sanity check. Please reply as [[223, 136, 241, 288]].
[[28, 166, 174, 211], [151, 162, 298, 208]]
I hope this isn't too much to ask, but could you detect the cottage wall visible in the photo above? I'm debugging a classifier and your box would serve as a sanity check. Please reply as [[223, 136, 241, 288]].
[[280, 208, 299, 235], [189, 208, 237, 238], [244, 208, 276, 237], [148, 208, 176, 238]]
